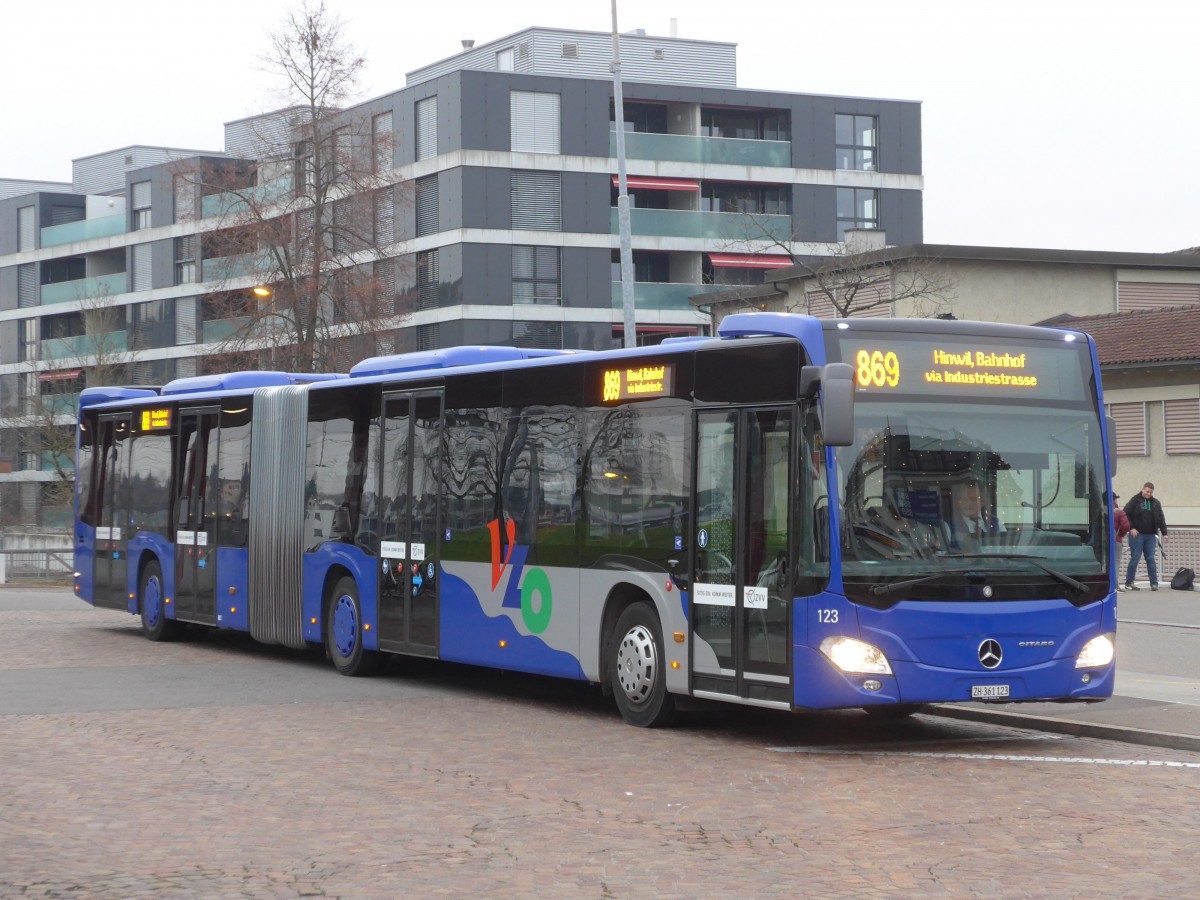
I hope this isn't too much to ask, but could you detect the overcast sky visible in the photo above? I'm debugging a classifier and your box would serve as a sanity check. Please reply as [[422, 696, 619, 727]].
[[5, 0, 1195, 253]]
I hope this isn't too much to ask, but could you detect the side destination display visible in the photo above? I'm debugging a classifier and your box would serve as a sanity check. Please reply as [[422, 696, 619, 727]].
[[601, 363, 675, 403]]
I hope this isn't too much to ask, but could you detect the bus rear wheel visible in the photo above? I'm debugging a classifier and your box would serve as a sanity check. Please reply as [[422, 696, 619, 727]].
[[326, 576, 378, 677], [139, 560, 182, 642], [610, 603, 677, 728]]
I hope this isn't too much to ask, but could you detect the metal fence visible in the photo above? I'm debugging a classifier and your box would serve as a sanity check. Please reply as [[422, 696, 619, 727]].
[[0, 548, 74, 584]]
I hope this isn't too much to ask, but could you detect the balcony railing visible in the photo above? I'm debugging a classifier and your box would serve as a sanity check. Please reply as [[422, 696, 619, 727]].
[[200, 253, 273, 283], [40, 214, 127, 249], [609, 281, 728, 312], [611, 208, 793, 242], [610, 132, 791, 167], [200, 177, 293, 219], [39, 272, 127, 306], [41, 331, 127, 362]]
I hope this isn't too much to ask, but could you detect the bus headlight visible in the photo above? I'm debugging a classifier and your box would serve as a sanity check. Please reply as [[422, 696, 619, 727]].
[[1075, 633, 1115, 669], [820, 636, 893, 675]]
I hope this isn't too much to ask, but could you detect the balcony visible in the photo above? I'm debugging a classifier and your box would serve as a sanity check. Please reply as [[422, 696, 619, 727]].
[[39, 272, 127, 306], [610, 132, 791, 168], [201, 316, 250, 344], [41, 331, 127, 362], [201, 253, 273, 283], [39, 214, 126, 249], [200, 177, 293, 219], [610, 282, 728, 312], [612, 208, 793, 243]]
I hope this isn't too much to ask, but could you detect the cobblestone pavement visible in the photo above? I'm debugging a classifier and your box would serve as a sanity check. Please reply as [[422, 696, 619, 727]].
[[4, 592, 1200, 898]]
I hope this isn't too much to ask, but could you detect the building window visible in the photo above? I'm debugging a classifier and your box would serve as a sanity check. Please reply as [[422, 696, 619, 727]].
[[18, 206, 36, 251], [131, 181, 152, 230], [699, 183, 790, 215], [17, 263, 36, 307], [512, 171, 561, 230], [294, 140, 315, 195], [417, 250, 439, 310], [375, 187, 395, 246], [700, 108, 790, 141], [1165, 399, 1200, 454], [513, 246, 561, 305], [836, 187, 879, 240], [1107, 402, 1147, 456], [372, 111, 394, 174], [835, 114, 877, 171], [416, 96, 438, 161], [18, 318, 38, 362], [513, 321, 563, 349], [132, 243, 152, 292], [511, 91, 561, 154], [416, 176, 438, 237], [496, 48, 514, 71], [417, 323, 440, 351], [174, 174, 195, 222], [375, 259, 396, 314], [175, 236, 196, 285]]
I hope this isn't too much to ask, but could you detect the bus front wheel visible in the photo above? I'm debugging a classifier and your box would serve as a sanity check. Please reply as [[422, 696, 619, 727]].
[[139, 560, 181, 642], [326, 576, 378, 677], [609, 603, 677, 728]]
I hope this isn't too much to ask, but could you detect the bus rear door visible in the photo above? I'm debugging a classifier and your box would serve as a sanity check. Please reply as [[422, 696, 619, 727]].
[[377, 389, 442, 656], [691, 406, 793, 707], [174, 407, 219, 626]]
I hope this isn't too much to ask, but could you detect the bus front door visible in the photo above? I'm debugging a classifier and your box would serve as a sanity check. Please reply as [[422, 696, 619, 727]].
[[691, 407, 793, 706], [174, 408, 219, 626], [378, 390, 442, 656], [93, 413, 132, 610]]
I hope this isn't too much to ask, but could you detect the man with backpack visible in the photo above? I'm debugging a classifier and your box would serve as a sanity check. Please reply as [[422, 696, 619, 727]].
[[1123, 482, 1168, 591]]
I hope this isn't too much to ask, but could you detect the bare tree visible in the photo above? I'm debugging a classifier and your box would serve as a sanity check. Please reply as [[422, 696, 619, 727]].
[[9, 293, 135, 516], [184, 0, 409, 372], [716, 218, 957, 319]]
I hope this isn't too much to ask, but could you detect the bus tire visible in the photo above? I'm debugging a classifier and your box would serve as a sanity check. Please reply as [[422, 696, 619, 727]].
[[139, 560, 181, 642], [864, 703, 927, 719], [610, 603, 677, 728], [326, 576, 378, 677]]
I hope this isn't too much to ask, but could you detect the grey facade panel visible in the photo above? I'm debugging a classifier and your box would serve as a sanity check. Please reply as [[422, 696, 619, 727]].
[[407, 28, 736, 89], [562, 247, 611, 310], [73, 146, 213, 196], [880, 188, 923, 247], [562, 172, 610, 235], [0, 267, 16, 312], [0, 179, 71, 201]]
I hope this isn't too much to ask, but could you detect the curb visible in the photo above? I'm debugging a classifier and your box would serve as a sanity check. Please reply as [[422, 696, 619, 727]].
[[927, 703, 1200, 754]]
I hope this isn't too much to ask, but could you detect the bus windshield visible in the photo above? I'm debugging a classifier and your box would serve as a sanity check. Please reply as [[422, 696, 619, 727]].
[[836, 399, 1108, 605]]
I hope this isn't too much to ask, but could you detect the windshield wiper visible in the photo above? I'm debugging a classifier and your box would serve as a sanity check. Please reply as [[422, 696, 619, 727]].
[[946, 552, 1088, 593], [868, 570, 997, 598]]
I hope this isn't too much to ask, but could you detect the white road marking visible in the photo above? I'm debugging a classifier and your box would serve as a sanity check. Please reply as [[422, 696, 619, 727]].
[[768, 747, 1200, 767]]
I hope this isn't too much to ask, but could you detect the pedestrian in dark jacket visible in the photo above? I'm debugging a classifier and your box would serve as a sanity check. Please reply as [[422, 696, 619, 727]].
[[1122, 482, 1168, 591]]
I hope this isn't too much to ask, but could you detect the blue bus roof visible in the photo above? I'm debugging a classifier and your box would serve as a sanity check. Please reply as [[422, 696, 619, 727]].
[[159, 371, 344, 396], [349, 345, 581, 378]]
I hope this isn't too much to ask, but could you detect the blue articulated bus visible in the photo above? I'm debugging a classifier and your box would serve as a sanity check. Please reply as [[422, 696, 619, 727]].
[[73, 312, 1117, 726]]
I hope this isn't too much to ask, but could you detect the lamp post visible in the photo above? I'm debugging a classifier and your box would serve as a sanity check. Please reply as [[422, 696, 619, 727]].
[[611, 1, 636, 349]]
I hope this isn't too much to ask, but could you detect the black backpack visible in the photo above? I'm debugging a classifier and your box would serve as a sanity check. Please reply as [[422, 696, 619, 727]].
[[1171, 567, 1195, 591]]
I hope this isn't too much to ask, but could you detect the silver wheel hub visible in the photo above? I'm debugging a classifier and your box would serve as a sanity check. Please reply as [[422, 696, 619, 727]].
[[616, 624, 658, 705]]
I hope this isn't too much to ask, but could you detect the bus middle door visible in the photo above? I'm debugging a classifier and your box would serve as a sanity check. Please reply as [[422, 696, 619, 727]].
[[174, 407, 219, 626], [691, 406, 793, 707], [377, 389, 443, 657]]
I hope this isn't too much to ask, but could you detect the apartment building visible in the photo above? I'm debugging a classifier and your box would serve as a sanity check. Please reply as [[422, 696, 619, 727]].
[[0, 26, 923, 524]]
